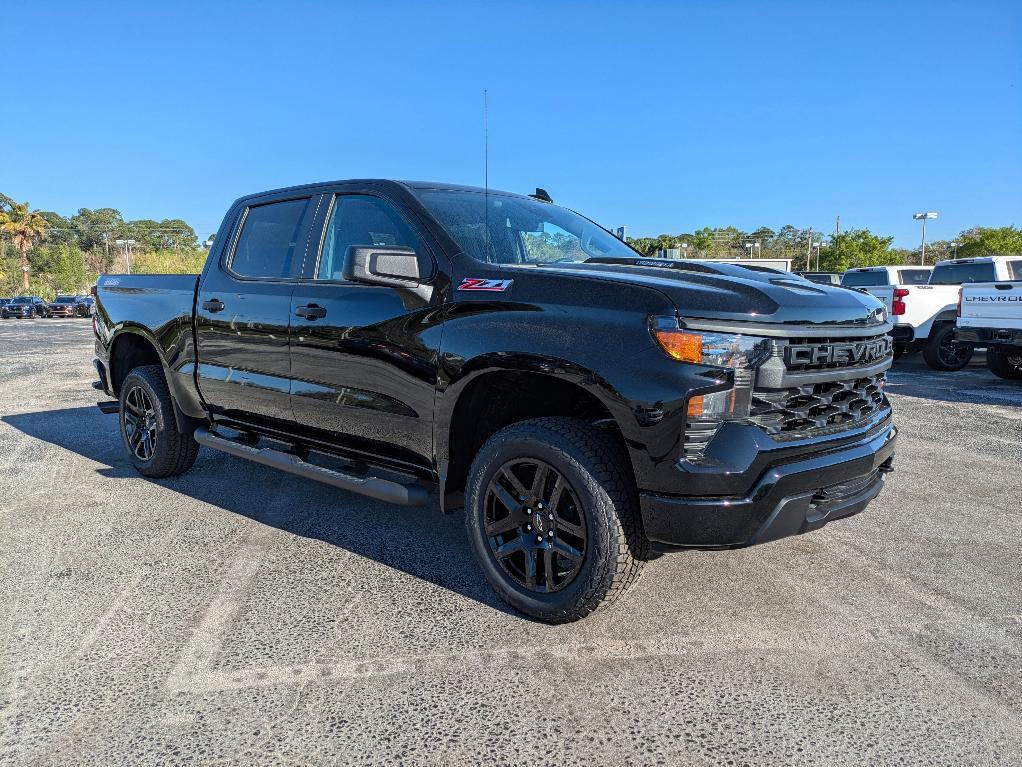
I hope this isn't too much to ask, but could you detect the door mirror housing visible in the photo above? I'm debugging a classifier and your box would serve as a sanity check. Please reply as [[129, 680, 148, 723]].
[[342, 245, 422, 287]]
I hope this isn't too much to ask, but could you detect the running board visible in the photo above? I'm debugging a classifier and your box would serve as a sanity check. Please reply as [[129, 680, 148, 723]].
[[192, 426, 430, 507], [97, 400, 120, 414]]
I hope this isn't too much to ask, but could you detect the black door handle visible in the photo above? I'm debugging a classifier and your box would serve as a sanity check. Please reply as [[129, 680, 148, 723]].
[[201, 298, 225, 313], [295, 304, 327, 320]]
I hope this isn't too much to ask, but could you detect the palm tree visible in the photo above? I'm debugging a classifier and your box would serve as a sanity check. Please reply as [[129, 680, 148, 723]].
[[0, 202, 48, 289]]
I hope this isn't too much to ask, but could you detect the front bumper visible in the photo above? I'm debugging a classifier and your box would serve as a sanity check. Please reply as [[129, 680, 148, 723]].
[[1, 309, 32, 317], [640, 419, 897, 548]]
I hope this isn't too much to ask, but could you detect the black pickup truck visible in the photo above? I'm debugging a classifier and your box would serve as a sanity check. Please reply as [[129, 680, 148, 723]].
[[93, 180, 897, 622]]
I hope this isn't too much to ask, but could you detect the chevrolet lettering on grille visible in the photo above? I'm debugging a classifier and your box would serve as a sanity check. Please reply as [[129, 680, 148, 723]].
[[784, 337, 892, 367]]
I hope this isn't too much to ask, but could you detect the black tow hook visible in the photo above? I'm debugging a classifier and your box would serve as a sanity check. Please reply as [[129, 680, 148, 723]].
[[878, 458, 895, 474]]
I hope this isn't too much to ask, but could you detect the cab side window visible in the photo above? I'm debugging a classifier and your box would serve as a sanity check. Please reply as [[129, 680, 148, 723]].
[[229, 198, 311, 279], [317, 195, 426, 281]]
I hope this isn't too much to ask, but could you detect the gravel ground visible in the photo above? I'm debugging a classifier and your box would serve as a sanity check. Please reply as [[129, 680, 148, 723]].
[[1, 318, 1020, 766]]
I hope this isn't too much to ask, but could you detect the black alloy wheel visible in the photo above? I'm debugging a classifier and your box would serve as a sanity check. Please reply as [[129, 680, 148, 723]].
[[924, 324, 973, 371], [122, 384, 158, 461], [118, 365, 200, 477], [464, 417, 646, 623], [483, 458, 587, 593], [937, 334, 970, 368]]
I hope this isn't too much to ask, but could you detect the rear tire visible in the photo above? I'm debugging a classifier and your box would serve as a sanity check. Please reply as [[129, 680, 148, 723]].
[[923, 324, 973, 371], [986, 349, 1022, 380], [119, 365, 200, 478], [464, 417, 647, 623]]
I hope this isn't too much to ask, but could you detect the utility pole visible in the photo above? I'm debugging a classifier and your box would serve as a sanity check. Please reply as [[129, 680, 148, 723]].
[[835, 215, 840, 240], [805, 227, 813, 271]]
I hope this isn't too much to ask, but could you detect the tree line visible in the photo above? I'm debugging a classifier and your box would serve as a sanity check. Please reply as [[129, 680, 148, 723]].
[[626, 224, 1022, 272], [1, 190, 1019, 300], [0, 191, 209, 299]]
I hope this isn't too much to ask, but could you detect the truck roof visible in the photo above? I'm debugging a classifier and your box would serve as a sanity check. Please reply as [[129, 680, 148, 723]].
[[845, 265, 932, 272], [233, 179, 530, 204], [933, 255, 1017, 267]]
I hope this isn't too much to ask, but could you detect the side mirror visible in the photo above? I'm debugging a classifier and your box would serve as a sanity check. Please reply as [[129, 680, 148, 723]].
[[342, 245, 422, 287]]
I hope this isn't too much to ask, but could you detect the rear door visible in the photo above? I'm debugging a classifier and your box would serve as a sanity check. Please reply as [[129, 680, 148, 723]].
[[194, 194, 317, 425], [288, 189, 446, 471]]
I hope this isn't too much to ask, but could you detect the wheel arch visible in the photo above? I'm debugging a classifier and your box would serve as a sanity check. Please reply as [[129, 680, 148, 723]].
[[108, 328, 205, 434], [437, 356, 633, 512]]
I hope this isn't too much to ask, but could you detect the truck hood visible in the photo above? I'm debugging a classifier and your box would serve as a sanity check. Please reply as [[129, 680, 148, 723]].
[[527, 261, 889, 331]]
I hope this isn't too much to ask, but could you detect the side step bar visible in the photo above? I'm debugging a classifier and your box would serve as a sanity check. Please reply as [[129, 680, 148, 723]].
[[193, 426, 430, 507], [97, 400, 120, 414]]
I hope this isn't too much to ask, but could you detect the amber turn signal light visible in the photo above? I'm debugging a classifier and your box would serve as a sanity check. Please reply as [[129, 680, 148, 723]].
[[654, 330, 703, 363]]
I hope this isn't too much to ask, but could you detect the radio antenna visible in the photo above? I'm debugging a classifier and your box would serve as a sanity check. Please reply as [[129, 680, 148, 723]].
[[484, 89, 490, 261]]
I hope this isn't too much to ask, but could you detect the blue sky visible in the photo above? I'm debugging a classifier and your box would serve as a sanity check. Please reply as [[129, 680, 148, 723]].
[[2, 0, 1020, 246]]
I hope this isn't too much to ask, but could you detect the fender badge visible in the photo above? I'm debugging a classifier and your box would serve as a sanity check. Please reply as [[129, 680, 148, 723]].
[[458, 278, 513, 292]]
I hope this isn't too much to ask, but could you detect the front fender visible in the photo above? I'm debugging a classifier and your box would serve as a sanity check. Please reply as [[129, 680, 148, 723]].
[[434, 300, 726, 494]]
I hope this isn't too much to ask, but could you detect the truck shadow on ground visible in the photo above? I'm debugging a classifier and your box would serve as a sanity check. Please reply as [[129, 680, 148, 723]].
[[3, 406, 520, 619]]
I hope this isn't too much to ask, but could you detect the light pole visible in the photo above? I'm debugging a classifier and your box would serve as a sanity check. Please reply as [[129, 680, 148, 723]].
[[950, 240, 960, 258], [913, 212, 938, 265], [681, 242, 689, 259], [813, 242, 822, 271], [745, 242, 753, 259]]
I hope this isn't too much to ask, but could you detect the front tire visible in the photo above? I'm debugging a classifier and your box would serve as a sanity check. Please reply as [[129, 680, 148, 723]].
[[119, 365, 200, 478], [986, 349, 1022, 380], [923, 324, 973, 371], [464, 417, 646, 623]]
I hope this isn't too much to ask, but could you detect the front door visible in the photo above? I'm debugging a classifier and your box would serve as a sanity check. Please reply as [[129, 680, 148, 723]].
[[288, 192, 445, 471], [194, 194, 316, 425]]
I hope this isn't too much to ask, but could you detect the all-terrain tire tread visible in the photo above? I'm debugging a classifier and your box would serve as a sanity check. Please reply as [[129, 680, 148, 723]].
[[121, 365, 200, 478], [466, 416, 647, 623]]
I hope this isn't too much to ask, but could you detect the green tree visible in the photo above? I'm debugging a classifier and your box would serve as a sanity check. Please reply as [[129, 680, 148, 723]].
[[819, 228, 897, 272], [956, 226, 1022, 258], [0, 202, 49, 289], [69, 207, 124, 267]]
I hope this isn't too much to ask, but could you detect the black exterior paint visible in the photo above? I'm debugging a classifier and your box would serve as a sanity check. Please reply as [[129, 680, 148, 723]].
[[92, 179, 896, 548]]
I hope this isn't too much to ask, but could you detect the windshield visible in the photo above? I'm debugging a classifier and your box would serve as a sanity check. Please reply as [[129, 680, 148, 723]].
[[11, 297, 33, 304], [417, 190, 636, 264], [54, 296, 77, 303], [841, 271, 888, 287], [929, 262, 996, 284]]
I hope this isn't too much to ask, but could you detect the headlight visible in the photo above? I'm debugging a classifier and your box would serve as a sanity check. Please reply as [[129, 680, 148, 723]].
[[653, 328, 769, 369], [651, 319, 770, 428]]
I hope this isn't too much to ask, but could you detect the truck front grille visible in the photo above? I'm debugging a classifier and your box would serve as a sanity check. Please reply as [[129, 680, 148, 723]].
[[749, 373, 887, 439]]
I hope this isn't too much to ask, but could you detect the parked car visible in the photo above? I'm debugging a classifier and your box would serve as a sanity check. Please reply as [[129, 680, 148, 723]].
[[92, 179, 896, 622], [798, 271, 842, 286], [841, 260, 1017, 370], [956, 262, 1022, 380], [1, 296, 50, 318], [48, 295, 91, 317]]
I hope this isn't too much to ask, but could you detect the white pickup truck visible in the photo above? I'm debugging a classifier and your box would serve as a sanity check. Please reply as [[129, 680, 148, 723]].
[[956, 263, 1022, 379], [842, 257, 1020, 371]]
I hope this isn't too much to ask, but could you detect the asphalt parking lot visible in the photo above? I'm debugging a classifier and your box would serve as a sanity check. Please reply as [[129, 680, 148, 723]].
[[1, 318, 1020, 766]]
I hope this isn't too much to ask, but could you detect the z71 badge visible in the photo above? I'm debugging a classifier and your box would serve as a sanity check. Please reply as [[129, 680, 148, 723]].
[[457, 278, 513, 292]]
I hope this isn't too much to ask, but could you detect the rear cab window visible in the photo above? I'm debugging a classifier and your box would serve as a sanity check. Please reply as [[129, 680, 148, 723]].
[[1007, 260, 1022, 280], [897, 269, 931, 285], [929, 262, 997, 285], [228, 197, 312, 279], [840, 270, 888, 287]]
